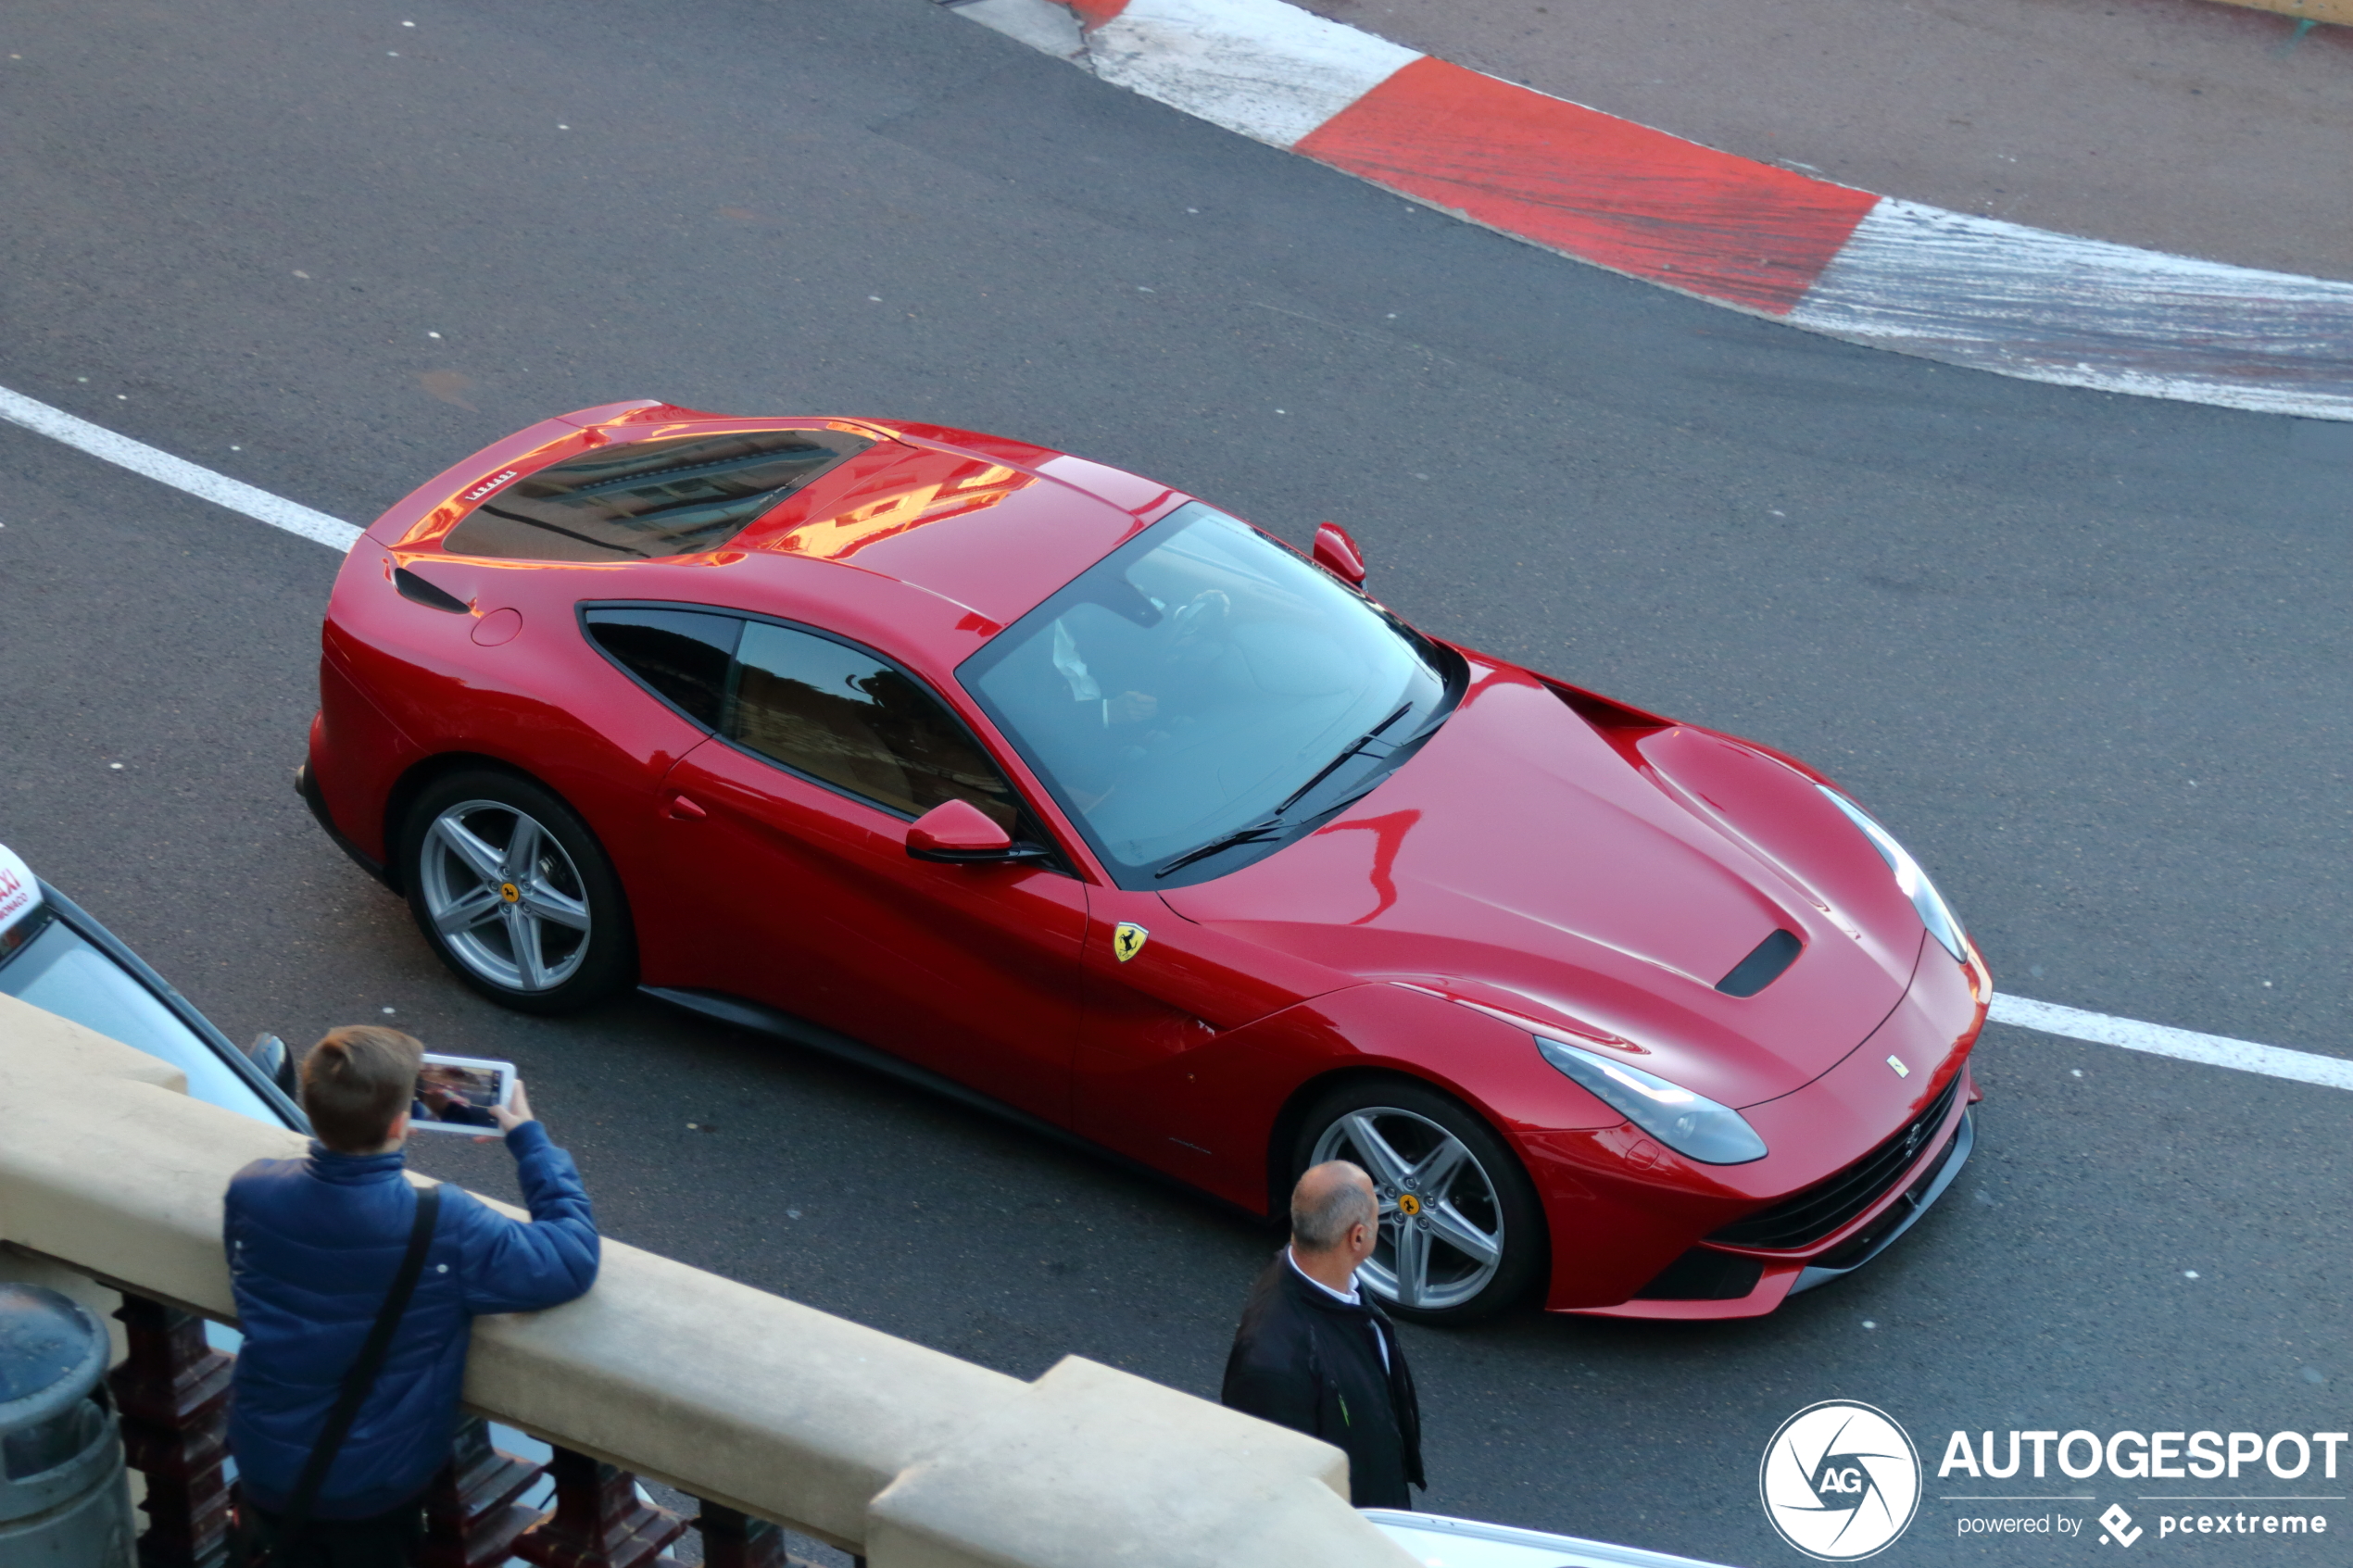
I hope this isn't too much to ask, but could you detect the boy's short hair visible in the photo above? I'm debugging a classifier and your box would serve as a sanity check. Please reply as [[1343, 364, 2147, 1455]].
[[301, 1026, 423, 1152]]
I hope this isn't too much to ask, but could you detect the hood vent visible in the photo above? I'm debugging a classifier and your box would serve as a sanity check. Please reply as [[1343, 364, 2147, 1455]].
[[1717, 928, 1802, 997]]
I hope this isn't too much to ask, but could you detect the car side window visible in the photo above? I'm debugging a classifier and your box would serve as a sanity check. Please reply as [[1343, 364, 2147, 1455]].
[[584, 607, 744, 728], [727, 621, 1020, 829]]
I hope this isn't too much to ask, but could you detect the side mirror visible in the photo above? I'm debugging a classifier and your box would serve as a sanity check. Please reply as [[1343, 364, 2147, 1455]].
[[1313, 521, 1366, 587], [246, 1032, 297, 1096], [906, 799, 1050, 864]]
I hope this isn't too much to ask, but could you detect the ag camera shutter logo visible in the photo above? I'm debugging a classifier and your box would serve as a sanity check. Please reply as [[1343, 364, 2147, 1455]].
[[1760, 1400, 1922, 1560]]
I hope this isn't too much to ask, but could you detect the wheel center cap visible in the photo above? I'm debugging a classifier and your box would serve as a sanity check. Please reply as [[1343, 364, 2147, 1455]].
[[498, 882, 522, 904], [1396, 1193, 1422, 1217]]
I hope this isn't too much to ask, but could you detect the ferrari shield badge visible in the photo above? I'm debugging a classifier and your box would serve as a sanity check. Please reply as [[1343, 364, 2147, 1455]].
[[1112, 922, 1150, 962]]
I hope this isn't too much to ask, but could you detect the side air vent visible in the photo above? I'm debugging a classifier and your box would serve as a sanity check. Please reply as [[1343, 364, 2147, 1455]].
[[1717, 928, 1802, 997], [396, 567, 470, 614], [1632, 1248, 1765, 1301]]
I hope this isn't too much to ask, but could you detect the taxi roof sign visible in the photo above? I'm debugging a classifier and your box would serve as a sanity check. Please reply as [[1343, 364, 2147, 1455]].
[[0, 844, 44, 942]]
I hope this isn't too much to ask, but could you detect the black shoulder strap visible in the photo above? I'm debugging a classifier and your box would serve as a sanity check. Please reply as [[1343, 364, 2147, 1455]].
[[270, 1182, 443, 1555]]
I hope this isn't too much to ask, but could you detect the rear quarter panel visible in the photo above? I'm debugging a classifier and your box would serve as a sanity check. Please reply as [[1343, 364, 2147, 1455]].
[[319, 546, 713, 951]]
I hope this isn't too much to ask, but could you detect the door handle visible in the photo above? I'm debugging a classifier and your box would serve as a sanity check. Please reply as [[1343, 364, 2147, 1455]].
[[666, 794, 708, 821]]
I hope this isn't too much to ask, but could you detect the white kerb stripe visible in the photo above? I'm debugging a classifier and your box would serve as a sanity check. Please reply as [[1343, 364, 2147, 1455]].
[[1990, 993, 2353, 1093], [1791, 199, 2353, 423], [1088, 0, 1420, 150], [0, 384, 362, 550]]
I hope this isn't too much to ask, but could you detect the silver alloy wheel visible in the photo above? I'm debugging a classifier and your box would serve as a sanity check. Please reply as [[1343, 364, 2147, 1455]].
[[1310, 1106, 1506, 1311], [415, 799, 593, 994]]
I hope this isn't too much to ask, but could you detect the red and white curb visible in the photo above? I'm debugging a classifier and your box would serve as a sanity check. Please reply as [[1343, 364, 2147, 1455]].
[[946, 0, 2353, 421]]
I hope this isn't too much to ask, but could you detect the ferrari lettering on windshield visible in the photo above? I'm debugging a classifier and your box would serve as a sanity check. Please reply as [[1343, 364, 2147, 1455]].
[[461, 469, 519, 504]]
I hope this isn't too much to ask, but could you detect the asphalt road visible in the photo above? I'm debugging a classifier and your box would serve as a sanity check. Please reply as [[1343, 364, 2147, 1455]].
[[1295, 0, 2353, 283], [2, 3, 2348, 1564]]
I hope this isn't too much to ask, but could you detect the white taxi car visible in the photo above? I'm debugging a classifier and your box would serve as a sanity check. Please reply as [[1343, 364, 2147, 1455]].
[[0, 842, 303, 1128]]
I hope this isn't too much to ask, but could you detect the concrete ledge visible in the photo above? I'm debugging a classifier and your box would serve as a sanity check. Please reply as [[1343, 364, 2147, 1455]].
[[462, 1242, 1024, 1549], [0, 992, 190, 1092], [868, 1357, 1397, 1568]]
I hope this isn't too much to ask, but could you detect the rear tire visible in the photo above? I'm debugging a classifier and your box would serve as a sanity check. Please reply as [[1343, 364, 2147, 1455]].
[[401, 770, 634, 1014], [1291, 1077, 1547, 1325]]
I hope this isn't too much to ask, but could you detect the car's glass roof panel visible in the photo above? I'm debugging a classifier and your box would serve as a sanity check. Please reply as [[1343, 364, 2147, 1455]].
[[763, 447, 1038, 564], [443, 429, 873, 561], [758, 446, 1160, 625]]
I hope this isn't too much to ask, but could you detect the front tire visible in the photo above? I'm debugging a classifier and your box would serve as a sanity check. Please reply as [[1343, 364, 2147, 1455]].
[[401, 770, 634, 1014], [1292, 1077, 1547, 1325]]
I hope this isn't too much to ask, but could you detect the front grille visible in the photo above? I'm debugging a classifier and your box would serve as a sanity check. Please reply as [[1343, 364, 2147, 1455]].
[[1807, 1118, 1969, 1272], [1708, 1074, 1962, 1250]]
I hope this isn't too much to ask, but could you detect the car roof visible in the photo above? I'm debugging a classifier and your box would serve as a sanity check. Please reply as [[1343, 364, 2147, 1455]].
[[734, 423, 1180, 626], [374, 406, 1190, 653]]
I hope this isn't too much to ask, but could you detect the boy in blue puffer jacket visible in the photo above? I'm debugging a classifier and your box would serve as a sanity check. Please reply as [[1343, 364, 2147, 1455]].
[[224, 1026, 599, 1568]]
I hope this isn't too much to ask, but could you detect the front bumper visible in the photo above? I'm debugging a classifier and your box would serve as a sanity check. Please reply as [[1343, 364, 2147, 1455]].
[[1792, 1101, 1973, 1294], [1566, 1061, 1978, 1321]]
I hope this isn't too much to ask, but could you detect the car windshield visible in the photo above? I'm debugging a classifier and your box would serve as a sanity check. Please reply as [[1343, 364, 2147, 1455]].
[[961, 502, 1456, 885], [0, 908, 278, 1122]]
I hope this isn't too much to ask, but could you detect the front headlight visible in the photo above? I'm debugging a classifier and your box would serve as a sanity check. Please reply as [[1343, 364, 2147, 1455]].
[[1819, 787, 1969, 964], [1536, 1036, 1768, 1165]]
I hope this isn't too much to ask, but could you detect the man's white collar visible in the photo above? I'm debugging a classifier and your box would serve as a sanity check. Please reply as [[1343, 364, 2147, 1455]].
[[1287, 1246, 1362, 1307]]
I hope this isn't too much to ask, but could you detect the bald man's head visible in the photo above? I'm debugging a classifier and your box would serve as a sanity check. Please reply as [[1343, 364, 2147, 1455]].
[[1290, 1160, 1378, 1252]]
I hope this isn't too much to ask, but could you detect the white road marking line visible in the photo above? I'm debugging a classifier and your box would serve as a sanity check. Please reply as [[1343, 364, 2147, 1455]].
[[0, 384, 362, 550], [1989, 993, 2353, 1093], [6, 384, 2347, 1096]]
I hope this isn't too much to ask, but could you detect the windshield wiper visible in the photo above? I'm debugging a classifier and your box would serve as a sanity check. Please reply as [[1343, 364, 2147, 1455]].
[[1153, 817, 1289, 879], [1152, 701, 1416, 880], [1270, 700, 1415, 818]]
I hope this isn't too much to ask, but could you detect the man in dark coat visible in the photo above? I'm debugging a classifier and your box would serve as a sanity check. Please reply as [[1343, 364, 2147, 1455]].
[[225, 1026, 599, 1568], [1220, 1160, 1425, 1508]]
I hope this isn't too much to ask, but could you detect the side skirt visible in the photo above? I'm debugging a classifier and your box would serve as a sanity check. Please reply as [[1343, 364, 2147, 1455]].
[[635, 985, 1265, 1222]]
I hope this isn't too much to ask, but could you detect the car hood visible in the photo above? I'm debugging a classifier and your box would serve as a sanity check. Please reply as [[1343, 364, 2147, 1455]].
[[1157, 663, 1926, 1108]]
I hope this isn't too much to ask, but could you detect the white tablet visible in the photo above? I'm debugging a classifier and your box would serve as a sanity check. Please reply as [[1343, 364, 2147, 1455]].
[[409, 1052, 515, 1135]]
